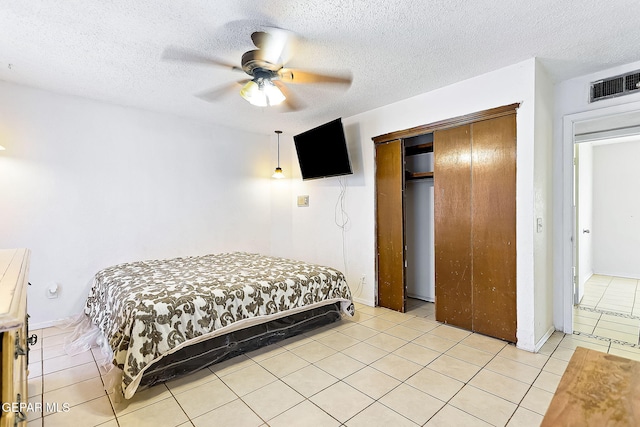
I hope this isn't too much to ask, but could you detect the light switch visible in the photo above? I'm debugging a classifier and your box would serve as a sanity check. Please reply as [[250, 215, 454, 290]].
[[536, 217, 543, 233], [297, 195, 309, 207]]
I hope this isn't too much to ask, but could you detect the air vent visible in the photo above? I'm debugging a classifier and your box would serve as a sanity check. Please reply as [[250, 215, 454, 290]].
[[590, 69, 640, 102], [625, 72, 640, 92]]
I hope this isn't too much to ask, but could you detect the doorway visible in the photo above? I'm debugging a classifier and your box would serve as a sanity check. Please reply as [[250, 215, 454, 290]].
[[571, 112, 640, 345]]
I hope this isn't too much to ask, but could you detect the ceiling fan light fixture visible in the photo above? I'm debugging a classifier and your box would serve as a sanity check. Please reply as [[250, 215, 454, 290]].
[[240, 77, 286, 107], [165, 28, 352, 111], [240, 80, 267, 107], [262, 80, 286, 106]]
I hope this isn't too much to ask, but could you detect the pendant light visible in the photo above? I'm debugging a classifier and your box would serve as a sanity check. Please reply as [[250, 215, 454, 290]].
[[272, 130, 285, 179]]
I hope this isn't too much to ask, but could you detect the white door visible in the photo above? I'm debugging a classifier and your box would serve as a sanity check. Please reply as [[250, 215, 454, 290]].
[[573, 143, 594, 304]]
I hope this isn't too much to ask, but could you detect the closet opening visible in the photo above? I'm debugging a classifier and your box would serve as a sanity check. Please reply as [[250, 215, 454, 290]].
[[404, 133, 435, 303]]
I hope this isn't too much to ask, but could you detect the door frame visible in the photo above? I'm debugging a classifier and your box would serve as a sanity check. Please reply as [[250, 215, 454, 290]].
[[561, 100, 640, 333]]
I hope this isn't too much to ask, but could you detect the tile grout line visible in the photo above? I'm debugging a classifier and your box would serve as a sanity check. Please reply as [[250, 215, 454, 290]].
[[336, 321, 439, 426], [214, 351, 299, 426], [417, 338, 536, 426], [323, 322, 432, 424], [91, 347, 121, 427], [239, 313, 434, 425], [166, 370, 236, 427], [506, 338, 564, 423], [287, 312, 536, 426], [298, 323, 422, 424], [34, 341, 45, 427], [281, 326, 390, 425]]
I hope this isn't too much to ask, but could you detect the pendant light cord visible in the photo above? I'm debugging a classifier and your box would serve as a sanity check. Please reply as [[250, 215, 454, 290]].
[[276, 130, 282, 168]]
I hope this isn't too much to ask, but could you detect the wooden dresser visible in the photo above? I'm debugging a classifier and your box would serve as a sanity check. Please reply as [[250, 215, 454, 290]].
[[0, 249, 30, 427]]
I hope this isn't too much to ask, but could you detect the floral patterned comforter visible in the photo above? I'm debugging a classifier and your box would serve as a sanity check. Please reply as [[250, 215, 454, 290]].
[[84, 252, 354, 398]]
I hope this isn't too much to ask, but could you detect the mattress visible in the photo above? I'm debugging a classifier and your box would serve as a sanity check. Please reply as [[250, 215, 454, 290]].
[[80, 252, 353, 398]]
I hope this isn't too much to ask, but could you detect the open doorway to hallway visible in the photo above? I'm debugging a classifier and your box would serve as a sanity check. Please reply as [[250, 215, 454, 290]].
[[572, 114, 640, 347]]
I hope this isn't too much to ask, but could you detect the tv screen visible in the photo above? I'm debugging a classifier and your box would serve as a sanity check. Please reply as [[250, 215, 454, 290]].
[[293, 118, 353, 180]]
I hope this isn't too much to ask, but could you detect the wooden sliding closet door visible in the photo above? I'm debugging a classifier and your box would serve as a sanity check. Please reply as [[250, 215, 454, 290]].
[[375, 139, 406, 312], [471, 115, 517, 342], [434, 114, 517, 341], [434, 125, 473, 330]]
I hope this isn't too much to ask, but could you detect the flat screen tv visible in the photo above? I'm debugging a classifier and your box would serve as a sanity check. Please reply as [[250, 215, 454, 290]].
[[293, 118, 353, 180]]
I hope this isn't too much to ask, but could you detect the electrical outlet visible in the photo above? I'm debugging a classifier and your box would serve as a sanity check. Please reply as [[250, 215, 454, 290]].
[[297, 195, 309, 207]]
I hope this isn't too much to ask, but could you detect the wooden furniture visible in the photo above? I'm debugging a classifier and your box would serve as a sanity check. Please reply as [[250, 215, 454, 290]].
[[0, 249, 31, 427], [373, 104, 518, 342], [542, 346, 640, 426]]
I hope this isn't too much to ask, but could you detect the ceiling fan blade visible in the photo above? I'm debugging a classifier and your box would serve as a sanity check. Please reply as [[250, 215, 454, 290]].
[[195, 80, 250, 102], [162, 46, 243, 72], [278, 68, 352, 86], [251, 28, 295, 65], [273, 80, 304, 111]]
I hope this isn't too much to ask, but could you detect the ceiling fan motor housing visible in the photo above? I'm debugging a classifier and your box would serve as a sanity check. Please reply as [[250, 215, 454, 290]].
[[241, 50, 281, 76]]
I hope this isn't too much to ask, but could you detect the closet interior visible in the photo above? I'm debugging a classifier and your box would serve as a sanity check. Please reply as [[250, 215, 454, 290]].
[[404, 133, 435, 303]]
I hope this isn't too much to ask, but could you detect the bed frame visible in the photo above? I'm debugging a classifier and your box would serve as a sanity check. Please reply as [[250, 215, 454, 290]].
[[137, 302, 342, 390]]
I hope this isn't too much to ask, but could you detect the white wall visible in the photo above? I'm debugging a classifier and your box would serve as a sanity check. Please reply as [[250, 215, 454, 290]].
[[533, 61, 555, 347], [0, 81, 272, 326], [1, 58, 559, 350], [269, 133, 294, 259], [554, 59, 640, 332], [405, 172, 435, 302], [273, 58, 551, 351], [592, 140, 640, 278]]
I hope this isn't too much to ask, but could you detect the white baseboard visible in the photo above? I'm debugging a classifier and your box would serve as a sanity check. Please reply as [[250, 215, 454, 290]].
[[30, 315, 81, 331], [352, 296, 374, 307], [534, 325, 557, 353]]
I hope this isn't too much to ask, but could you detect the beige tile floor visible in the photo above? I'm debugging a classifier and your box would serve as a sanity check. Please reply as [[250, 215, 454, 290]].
[[574, 274, 640, 345], [25, 299, 640, 427]]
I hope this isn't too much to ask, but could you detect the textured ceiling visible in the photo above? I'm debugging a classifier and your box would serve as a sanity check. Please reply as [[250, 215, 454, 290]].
[[1, 0, 640, 135]]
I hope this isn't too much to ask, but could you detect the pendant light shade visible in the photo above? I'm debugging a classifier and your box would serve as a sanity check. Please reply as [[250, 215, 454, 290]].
[[272, 130, 285, 179], [272, 167, 284, 179]]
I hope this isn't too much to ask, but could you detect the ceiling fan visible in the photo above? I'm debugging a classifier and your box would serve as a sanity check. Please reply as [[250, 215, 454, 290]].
[[162, 27, 352, 111]]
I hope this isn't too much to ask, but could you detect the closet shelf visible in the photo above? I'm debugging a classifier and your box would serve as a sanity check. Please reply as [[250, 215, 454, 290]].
[[405, 142, 434, 156], [405, 171, 434, 181]]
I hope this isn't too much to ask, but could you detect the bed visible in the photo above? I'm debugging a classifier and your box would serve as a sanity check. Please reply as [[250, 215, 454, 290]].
[[66, 252, 354, 399]]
